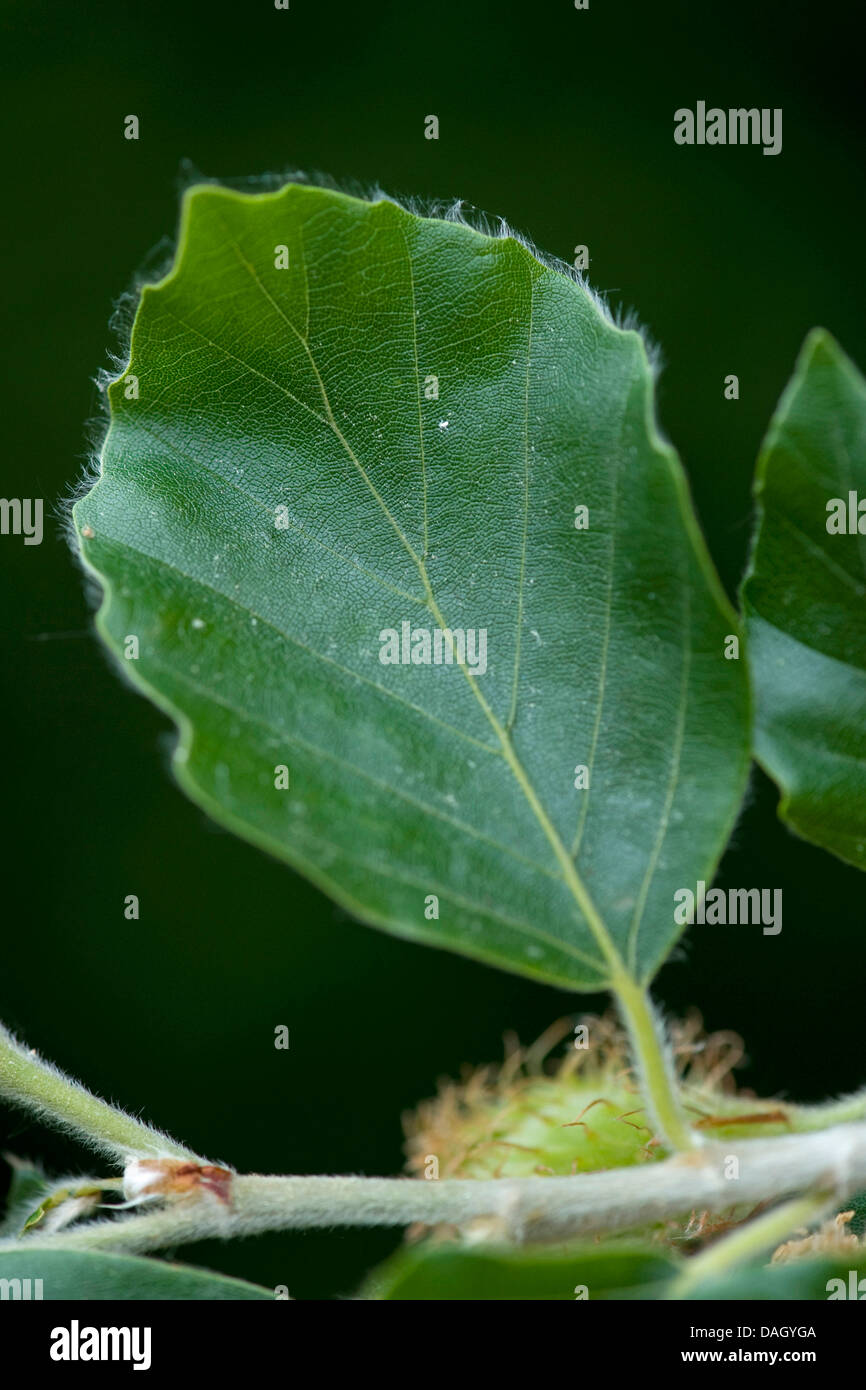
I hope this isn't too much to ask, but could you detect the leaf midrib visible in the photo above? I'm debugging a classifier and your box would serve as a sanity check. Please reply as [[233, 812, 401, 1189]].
[[220, 218, 627, 982]]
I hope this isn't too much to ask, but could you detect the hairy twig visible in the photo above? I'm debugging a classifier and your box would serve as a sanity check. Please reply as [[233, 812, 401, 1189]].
[[2, 1124, 864, 1257]]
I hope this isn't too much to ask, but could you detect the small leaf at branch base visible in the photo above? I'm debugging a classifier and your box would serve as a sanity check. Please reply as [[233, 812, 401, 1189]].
[[0, 1247, 272, 1299]]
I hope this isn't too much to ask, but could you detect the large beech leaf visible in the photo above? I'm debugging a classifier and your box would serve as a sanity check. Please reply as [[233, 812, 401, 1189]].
[[743, 331, 866, 869], [73, 183, 749, 990]]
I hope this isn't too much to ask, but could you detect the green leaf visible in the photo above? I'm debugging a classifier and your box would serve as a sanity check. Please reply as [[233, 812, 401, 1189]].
[[0, 1247, 272, 1299], [743, 330, 866, 869], [73, 182, 749, 990], [362, 1239, 677, 1300], [0, 1158, 51, 1236], [686, 1252, 866, 1301], [363, 1237, 866, 1302]]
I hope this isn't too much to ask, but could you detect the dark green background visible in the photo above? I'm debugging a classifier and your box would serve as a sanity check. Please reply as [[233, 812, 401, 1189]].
[[1, 0, 863, 1299]]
